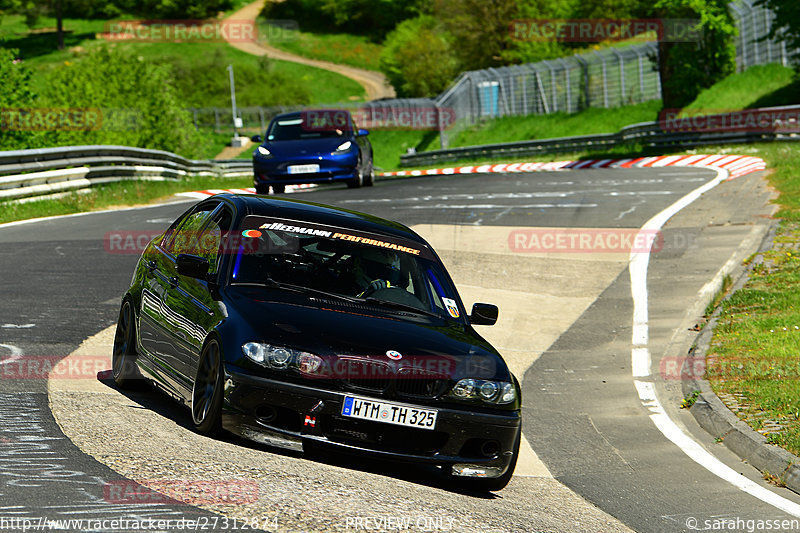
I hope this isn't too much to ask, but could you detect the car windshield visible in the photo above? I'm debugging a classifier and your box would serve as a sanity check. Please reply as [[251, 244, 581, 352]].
[[229, 216, 464, 319], [267, 116, 352, 141]]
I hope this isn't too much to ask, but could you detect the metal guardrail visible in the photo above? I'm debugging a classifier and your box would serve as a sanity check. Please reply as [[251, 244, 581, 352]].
[[400, 106, 800, 167], [0, 145, 253, 202]]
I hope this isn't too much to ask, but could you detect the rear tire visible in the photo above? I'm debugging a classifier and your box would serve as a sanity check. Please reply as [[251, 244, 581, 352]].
[[255, 184, 269, 195], [112, 300, 140, 389], [192, 339, 224, 436], [271, 184, 285, 194]]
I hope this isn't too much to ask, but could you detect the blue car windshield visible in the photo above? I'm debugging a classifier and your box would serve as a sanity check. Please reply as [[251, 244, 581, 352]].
[[230, 216, 464, 320], [268, 118, 352, 141]]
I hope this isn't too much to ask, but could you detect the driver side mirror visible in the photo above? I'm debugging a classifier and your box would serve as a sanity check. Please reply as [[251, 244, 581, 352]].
[[177, 254, 210, 280], [251, 134, 263, 143], [357, 128, 369, 137], [469, 303, 498, 326]]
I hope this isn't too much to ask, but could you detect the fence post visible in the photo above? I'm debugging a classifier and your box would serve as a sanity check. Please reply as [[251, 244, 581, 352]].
[[214, 108, 221, 134], [612, 49, 625, 105]]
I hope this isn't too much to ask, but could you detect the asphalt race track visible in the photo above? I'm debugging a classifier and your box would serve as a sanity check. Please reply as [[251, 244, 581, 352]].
[[1, 167, 797, 533]]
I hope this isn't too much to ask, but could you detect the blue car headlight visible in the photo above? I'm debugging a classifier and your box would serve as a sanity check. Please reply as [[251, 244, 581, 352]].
[[255, 146, 272, 158]]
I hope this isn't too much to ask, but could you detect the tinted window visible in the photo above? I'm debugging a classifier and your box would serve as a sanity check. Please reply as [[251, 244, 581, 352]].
[[230, 216, 463, 319]]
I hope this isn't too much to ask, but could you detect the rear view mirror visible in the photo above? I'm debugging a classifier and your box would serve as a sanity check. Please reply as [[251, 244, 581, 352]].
[[177, 254, 209, 280], [357, 129, 369, 137], [470, 303, 498, 326]]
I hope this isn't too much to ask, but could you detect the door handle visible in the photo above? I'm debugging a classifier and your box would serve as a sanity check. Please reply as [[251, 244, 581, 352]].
[[168, 277, 179, 288], [146, 260, 156, 272]]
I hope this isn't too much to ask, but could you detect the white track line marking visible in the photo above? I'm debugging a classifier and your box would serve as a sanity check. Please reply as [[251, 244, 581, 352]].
[[0, 344, 23, 367], [629, 168, 800, 516]]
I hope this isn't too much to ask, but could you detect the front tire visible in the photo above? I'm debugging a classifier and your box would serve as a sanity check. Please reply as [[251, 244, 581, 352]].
[[255, 184, 269, 195], [364, 160, 375, 187], [192, 339, 224, 436], [271, 184, 285, 194], [112, 299, 140, 388], [347, 157, 364, 189]]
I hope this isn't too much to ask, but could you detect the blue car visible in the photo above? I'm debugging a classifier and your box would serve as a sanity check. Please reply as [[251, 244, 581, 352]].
[[252, 110, 374, 194]]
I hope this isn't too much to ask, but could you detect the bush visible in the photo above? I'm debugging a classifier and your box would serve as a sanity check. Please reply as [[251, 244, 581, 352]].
[[0, 48, 44, 150], [379, 16, 458, 97], [39, 47, 208, 158], [167, 49, 312, 107]]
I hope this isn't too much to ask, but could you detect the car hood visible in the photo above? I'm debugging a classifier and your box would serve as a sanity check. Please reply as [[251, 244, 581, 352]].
[[224, 288, 509, 381], [263, 138, 352, 157]]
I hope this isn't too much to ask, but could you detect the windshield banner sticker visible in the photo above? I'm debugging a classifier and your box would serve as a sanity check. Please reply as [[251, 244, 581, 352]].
[[242, 216, 432, 259]]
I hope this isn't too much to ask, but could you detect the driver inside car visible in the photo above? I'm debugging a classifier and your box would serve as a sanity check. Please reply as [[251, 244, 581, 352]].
[[350, 249, 403, 298]]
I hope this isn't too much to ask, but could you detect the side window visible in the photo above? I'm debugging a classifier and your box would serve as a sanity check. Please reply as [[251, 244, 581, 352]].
[[202, 207, 233, 274], [164, 204, 217, 256]]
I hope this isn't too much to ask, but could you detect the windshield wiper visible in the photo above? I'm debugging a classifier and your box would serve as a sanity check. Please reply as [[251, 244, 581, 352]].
[[363, 297, 440, 318]]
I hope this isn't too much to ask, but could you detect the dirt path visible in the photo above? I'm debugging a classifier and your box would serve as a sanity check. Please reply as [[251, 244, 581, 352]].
[[224, 0, 396, 101]]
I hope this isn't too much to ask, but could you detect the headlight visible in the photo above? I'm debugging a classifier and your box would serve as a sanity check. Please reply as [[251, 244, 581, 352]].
[[242, 342, 322, 374], [256, 146, 271, 156], [448, 378, 516, 405], [335, 141, 352, 152]]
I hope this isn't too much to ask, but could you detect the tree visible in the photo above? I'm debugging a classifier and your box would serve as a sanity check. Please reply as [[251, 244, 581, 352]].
[[4, 0, 122, 50], [434, 0, 519, 70], [652, 0, 737, 109], [755, 0, 800, 65], [261, 0, 420, 40], [379, 15, 459, 97]]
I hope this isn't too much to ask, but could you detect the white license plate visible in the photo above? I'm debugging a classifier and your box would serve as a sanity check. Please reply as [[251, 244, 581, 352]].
[[341, 396, 437, 430], [288, 164, 319, 174]]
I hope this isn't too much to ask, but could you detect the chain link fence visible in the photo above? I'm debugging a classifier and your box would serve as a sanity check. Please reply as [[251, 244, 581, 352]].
[[729, 0, 790, 71], [434, 43, 662, 146]]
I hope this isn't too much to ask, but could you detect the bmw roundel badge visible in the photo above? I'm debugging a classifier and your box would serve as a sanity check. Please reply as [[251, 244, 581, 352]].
[[386, 350, 402, 360]]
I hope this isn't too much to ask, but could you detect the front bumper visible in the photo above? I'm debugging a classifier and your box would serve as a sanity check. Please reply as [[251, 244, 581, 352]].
[[253, 152, 358, 186], [222, 365, 520, 477]]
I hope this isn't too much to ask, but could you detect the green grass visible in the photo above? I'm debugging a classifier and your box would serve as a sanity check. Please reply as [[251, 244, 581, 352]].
[[436, 100, 662, 149], [683, 64, 799, 113], [2, 15, 366, 106], [258, 21, 383, 72], [0, 174, 252, 225]]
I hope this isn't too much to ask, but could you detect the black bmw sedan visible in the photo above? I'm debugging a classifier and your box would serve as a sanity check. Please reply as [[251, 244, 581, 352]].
[[113, 193, 521, 491]]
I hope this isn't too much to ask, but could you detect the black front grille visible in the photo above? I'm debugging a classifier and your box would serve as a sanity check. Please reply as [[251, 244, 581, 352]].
[[321, 415, 448, 455], [395, 368, 449, 399], [338, 358, 392, 393]]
